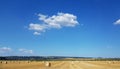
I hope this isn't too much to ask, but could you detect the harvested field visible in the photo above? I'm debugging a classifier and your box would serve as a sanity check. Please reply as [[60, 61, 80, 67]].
[[0, 61, 120, 69]]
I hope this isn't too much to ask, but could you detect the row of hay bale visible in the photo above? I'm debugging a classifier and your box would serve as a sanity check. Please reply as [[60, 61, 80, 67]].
[[70, 61, 120, 65], [0, 61, 52, 67], [0, 61, 8, 64], [106, 61, 120, 64], [0, 61, 31, 64]]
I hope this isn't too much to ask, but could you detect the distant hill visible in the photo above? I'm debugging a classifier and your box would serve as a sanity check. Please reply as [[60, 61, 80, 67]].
[[0, 56, 120, 61]]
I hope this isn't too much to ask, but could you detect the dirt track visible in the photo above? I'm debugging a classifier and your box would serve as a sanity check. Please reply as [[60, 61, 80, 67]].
[[1, 61, 120, 69]]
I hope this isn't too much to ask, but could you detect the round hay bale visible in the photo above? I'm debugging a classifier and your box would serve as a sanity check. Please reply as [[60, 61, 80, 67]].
[[108, 61, 111, 64], [45, 62, 51, 67], [5, 61, 7, 64], [71, 61, 74, 64]]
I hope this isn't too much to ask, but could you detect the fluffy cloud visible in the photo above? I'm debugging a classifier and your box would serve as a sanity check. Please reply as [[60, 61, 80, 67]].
[[28, 12, 79, 35], [19, 49, 33, 54], [29, 23, 46, 32], [0, 47, 34, 56], [33, 31, 41, 35], [0, 47, 12, 53], [114, 19, 120, 25]]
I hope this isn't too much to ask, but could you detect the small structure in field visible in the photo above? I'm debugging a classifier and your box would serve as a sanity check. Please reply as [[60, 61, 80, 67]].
[[45, 62, 51, 67], [107, 61, 111, 64], [113, 61, 116, 64], [5, 61, 7, 64], [42, 61, 45, 63], [19, 61, 20, 64], [71, 61, 74, 64]]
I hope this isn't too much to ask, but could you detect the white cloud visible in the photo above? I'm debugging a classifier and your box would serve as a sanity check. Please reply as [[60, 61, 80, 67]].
[[19, 49, 33, 54], [28, 12, 79, 35], [0, 47, 12, 53], [114, 19, 120, 25], [0, 47, 34, 56], [38, 13, 79, 28], [29, 23, 46, 31], [33, 31, 41, 35]]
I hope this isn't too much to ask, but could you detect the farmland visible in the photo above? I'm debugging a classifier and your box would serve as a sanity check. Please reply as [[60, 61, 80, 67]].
[[1, 60, 120, 69]]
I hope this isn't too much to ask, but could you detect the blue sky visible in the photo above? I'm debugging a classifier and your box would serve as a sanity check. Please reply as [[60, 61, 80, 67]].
[[0, 0, 120, 57]]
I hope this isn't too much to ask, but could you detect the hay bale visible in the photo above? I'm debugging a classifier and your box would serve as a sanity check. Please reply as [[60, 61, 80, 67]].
[[71, 61, 74, 64], [107, 61, 111, 64], [28, 61, 30, 63], [42, 61, 45, 63], [45, 62, 51, 67], [5, 61, 7, 64]]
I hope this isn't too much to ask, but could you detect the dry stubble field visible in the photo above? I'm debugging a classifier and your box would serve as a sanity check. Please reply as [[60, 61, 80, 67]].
[[0, 61, 120, 69]]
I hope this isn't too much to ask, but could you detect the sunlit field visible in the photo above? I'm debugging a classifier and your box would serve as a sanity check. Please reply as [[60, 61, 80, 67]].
[[1, 61, 120, 69]]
